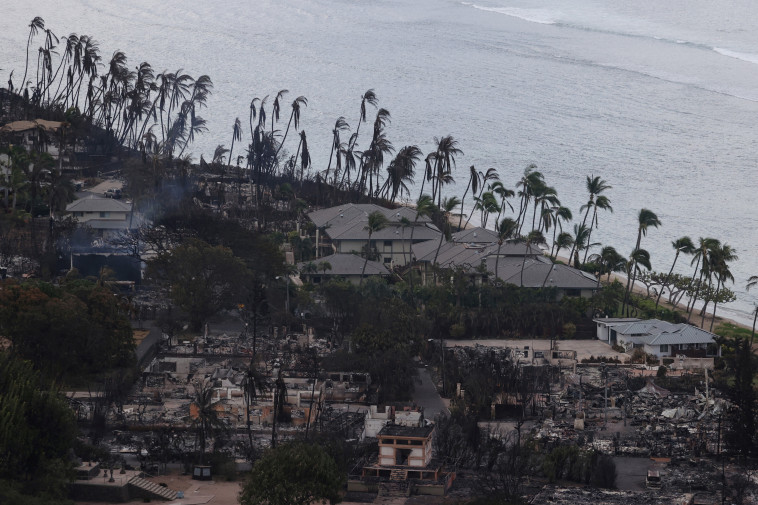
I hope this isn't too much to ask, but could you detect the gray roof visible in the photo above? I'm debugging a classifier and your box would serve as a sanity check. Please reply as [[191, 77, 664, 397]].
[[297, 253, 390, 277], [66, 194, 132, 213], [308, 203, 431, 230], [612, 319, 718, 346], [327, 220, 441, 242], [412, 240, 540, 266], [451, 227, 499, 244], [483, 256, 599, 289]]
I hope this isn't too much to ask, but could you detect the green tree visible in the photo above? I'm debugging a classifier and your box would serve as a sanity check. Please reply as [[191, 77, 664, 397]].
[[622, 209, 661, 316], [360, 211, 388, 284], [747, 275, 758, 346], [655, 236, 695, 310], [147, 238, 251, 331], [239, 441, 344, 505], [0, 352, 77, 500]]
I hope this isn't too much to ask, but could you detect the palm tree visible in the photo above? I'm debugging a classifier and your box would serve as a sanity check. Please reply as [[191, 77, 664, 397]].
[[22, 17, 45, 92], [191, 380, 225, 464], [686, 237, 720, 323], [350, 89, 378, 151], [521, 230, 546, 287], [655, 236, 695, 310], [361, 211, 389, 285], [747, 276, 758, 346], [490, 180, 515, 227], [326, 117, 349, 185], [622, 209, 661, 316], [571, 223, 592, 268], [271, 89, 289, 133], [706, 243, 737, 331], [382, 145, 421, 202], [552, 231, 574, 263], [515, 165, 544, 234], [274, 95, 307, 163], [570, 175, 611, 263], [464, 168, 499, 229], [493, 218, 518, 284], [549, 206, 573, 260], [227, 118, 242, 170], [586, 246, 626, 288], [430, 136, 462, 206], [408, 195, 436, 294], [241, 358, 269, 455], [317, 261, 332, 275], [624, 248, 652, 315], [473, 190, 499, 229], [458, 165, 481, 230], [582, 195, 613, 264], [431, 196, 461, 280]]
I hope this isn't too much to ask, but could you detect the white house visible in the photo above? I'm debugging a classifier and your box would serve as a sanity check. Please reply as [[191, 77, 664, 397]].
[[307, 203, 441, 267], [593, 318, 720, 358], [65, 195, 145, 239]]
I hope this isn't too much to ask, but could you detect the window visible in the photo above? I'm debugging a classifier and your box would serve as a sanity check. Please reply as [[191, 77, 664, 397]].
[[99, 211, 110, 218], [383, 257, 392, 264], [659, 344, 668, 353], [383, 241, 392, 248]]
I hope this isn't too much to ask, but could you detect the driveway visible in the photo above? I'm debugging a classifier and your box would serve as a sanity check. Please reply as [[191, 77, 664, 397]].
[[413, 366, 449, 422]]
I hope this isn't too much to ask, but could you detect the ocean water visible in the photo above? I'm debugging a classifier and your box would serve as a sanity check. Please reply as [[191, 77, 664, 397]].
[[2, 0, 757, 326]]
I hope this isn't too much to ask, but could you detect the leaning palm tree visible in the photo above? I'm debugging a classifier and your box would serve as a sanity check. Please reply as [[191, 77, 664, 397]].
[[227, 117, 242, 170], [430, 136, 462, 206], [623, 248, 652, 315], [587, 246, 626, 288], [521, 230, 546, 287], [274, 95, 307, 162], [546, 206, 571, 259], [22, 17, 45, 92], [271, 89, 289, 133], [382, 145, 421, 202], [350, 89, 378, 151], [622, 209, 661, 316], [569, 174, 611, 263], [655, 236, 695, 310], [686, 237, 720, 323], [706, 243, 737, 331], [464, 167, 499, 229], [582, 195, 613, 264], [361, 211, 388, 285], [747, 276, 758, 346], [493, 217, 518, 284], [431, 196, 461, 280], [458, 165, 481, 230]]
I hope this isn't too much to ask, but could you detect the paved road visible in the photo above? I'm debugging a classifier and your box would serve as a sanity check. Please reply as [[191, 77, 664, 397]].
[[413, 366, 449, 422]]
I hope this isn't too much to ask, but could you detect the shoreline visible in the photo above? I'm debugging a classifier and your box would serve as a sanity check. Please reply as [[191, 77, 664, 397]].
[[551, 253, 752, 334]]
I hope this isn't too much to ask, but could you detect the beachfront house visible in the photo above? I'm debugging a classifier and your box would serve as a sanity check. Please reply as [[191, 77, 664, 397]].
[[297, 252, 391, 285], [412, 239, 598, 298], [307, 203, 441, 267], [593, 318, 721, 358]]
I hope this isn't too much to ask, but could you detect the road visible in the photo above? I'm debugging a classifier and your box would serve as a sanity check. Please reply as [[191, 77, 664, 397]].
[[413, 366, 449, 422]]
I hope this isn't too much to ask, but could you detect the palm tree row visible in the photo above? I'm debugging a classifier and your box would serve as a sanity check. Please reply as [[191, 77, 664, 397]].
[[11, 16, 215, 160]]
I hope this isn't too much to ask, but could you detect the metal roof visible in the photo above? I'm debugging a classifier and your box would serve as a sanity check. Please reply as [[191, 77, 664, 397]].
[[66, 195, 132, 213], [612, 319, 718, 346], [297, 253, 390, 277]]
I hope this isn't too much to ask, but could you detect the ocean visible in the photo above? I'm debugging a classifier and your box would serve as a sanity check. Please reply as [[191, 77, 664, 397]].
[[2, 0, 757, 325]]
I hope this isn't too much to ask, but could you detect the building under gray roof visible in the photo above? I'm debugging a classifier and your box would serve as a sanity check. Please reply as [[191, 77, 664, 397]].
[[450, 227, 499, 244], [308, 203, 430, 229], [297, 253, 390, 278], [610, 318, 719, 346], [66, 194, 132, 213]]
